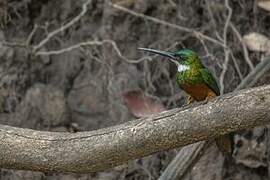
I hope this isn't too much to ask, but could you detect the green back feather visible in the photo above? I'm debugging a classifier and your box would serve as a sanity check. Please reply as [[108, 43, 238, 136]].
[[199, 68, 220, 95]]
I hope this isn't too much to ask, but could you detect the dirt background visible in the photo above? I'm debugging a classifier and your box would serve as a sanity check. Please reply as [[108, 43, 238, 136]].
[[0, 0, 270, 179]]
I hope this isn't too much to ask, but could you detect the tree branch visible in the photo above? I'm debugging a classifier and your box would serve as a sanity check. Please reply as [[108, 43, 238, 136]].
[[0, 85, 270, 173]]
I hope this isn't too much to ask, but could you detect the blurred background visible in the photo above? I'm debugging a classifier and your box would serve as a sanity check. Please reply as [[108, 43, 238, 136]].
[[0, 0, 270, 179]]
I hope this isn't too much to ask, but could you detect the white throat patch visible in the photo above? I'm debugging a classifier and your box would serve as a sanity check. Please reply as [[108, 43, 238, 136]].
[[177, 64, 190, 72]]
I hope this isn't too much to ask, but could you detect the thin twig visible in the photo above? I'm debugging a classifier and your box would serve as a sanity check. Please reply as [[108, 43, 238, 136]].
[[219, 0, 232, 94], [36, 39, 150, 63], [2, 41, 27, 48], [229, 22, 254, 70], [26, 24, 38, 46], [205, 0, 217, 29], [32, 0, 92, 53], [230, 50, 243, 80]]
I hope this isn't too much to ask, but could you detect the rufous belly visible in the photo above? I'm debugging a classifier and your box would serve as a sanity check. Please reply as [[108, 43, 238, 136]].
[[180, 83, 217, 101]]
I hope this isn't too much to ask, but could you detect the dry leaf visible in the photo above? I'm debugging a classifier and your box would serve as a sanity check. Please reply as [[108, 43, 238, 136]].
[[123, 90, 166, 118], [258, 0, 270, 12], [243, 32, 270, 53]]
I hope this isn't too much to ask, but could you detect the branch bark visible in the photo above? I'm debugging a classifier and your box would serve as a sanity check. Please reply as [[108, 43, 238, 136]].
[[0, 85, 270, 173]]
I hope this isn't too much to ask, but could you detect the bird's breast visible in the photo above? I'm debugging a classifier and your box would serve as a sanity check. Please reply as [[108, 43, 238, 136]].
[[176, 69, 202, 85]]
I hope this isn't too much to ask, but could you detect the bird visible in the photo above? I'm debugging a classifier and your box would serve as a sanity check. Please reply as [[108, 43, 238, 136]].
[[139, 47, 232, 155]]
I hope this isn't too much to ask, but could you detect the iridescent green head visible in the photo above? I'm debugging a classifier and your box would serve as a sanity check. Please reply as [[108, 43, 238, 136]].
[[138, 48, 203, 71]]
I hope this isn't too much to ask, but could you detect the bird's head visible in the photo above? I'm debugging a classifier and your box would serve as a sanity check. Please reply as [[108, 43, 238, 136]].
[[139, 48, 203, 72]]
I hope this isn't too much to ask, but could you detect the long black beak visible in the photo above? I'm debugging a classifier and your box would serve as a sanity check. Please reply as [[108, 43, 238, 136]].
[[138, 48, 176, 59], [138, 47, 181, 68]]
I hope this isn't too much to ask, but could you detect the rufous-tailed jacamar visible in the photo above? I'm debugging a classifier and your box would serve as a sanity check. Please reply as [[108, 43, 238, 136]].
[[139, 47, 232, 154]]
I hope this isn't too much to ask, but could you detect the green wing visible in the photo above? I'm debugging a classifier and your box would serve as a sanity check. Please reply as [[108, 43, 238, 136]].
[[199, 68, 220, 96]]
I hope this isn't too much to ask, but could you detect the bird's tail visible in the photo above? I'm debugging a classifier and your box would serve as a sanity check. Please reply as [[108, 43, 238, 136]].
[[215, 134, 233, 155]]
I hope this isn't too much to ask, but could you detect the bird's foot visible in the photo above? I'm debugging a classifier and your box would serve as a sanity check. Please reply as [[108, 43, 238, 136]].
[[202, 98, 209, 105], [187, 96, 195, 104]]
